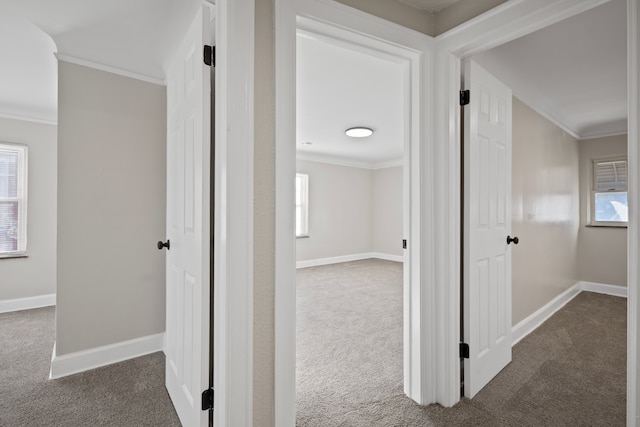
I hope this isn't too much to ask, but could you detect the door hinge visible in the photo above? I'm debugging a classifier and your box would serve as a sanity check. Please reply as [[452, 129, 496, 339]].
[[201, 387, 214, 411], [204, 45, 216, 67], [402, 239, 407, 249], [459, 342, 469, 359], [460, 90, 470, 106]]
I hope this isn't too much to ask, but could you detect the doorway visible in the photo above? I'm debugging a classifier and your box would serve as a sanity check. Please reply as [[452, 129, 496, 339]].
[[275, 3, 433, 424], [295, 29, 408, 423]]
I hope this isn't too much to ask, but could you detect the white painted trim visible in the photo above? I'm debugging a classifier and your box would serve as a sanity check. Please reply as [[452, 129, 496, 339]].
[[627, 0, 639, 425], [371, 252, 404, 263], [296, 252, 403, 269], [580, 130, 629, 141], [213, 0, 255, 426], [511, 93, 581, 140], [0, 112, 57, 126], [511, 284, 581, 346], [49, 333, 164, 379], [579, 281, 628, 298], [296, 151, 403, 170], [436, 0, 610, 58], [512, 281, 628, 346], [55, 53, 166, 86], [0, 294, 55, 314]]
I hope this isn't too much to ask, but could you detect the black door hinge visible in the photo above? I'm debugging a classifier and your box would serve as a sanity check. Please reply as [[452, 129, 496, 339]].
[[460, 90, 470, 106], [204, 45, 216, 67], [402, 239, 407, 249], [459, 342, 469, 359], [202, 388, 214, 411]]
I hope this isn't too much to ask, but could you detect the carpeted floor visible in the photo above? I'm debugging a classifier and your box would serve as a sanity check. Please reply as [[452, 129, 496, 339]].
[[0, 307, 181, 426], [296, 259, 627, 426]]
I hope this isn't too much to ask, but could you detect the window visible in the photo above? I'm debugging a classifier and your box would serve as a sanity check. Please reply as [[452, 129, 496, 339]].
[[296, 173, 309, 237], [0, 143, 28, 257], [590, 157, 627, 226]]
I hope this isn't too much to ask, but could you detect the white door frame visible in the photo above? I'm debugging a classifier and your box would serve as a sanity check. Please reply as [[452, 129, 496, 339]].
[[275, 0, 434, 424], [435, 0, 638, 418], [207, 0, 255, 425]]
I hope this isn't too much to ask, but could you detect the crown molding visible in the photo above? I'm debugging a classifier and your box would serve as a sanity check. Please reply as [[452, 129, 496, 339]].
[[55, 53, 166, 86], [296, 151, 403, 170], [0, 111, 57, 126]]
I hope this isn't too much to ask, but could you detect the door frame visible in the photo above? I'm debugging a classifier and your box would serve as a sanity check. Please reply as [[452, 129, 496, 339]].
[[206, 0, 255, 425], [274, 0, 434, 424], [435, 0, 638, 418]]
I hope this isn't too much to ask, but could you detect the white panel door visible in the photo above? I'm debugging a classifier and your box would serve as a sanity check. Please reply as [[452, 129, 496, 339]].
[[164, 6, 212, 427], [463, 60, 513, 398]]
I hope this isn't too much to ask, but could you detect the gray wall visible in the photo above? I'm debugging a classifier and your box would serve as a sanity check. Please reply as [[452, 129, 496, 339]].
[[335, 0, 506, 36], [296, 160, 402, 262], [512, 97, 580, 325], [56, 61, 166, 355], [372, 165, 403, 257], [0, 117, 57, 301], [578, 134, 628, 287]]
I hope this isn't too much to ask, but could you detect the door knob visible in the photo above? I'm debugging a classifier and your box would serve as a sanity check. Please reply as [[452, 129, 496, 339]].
[[506, 235, 519, 245], [157, 240, 170, 250]]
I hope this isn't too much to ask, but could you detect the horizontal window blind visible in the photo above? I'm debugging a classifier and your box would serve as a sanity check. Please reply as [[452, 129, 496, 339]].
[[594, 159, 627, 192]]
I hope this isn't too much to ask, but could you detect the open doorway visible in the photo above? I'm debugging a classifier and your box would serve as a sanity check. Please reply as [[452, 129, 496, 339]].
[[294, 29, 408, 424], [459, 0, 628, 420]]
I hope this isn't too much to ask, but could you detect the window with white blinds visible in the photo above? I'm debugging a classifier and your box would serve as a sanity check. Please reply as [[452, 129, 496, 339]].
[[296, 173, 309, 237], [591, 157, 627, 225], [0, 143, 28, 256]]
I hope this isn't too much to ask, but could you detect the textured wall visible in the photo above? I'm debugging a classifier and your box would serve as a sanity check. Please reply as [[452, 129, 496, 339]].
[[511, 97, 580, 325], [0, 117, 57, 302], [577, 134, 628, 287], [56, 61, 166, 355]]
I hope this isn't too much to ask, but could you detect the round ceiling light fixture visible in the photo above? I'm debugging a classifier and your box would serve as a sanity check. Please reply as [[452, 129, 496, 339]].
[[345, 127, 374, 138]]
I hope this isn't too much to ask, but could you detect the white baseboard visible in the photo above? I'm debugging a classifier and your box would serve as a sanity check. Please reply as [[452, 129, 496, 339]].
[[578, 281, 627, 298], [511, 284, 582, 346], [512, 281, 628, 346], [296, 252, 403, 268], [0, 293, 56, 314], [370, 252, 403, 263], [49, 333, 165, 379]]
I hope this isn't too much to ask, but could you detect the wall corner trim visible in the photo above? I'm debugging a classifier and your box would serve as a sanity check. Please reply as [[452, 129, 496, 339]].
[[512, 281, 627, 346], [49, 333, 165, 380], [0, 294, 56, 314]]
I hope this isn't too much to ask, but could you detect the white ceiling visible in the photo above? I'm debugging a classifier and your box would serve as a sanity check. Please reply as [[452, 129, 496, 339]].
[[296, 33, 405, 169], [0, 0, 200, 123], [474, 0, 627, 140], [0, 0, 628, 154]]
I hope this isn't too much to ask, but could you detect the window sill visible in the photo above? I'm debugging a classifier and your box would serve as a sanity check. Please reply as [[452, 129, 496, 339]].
[[0, 252, 28, 259], [586, 224, 628, 229], [296, 235, 310, 239]]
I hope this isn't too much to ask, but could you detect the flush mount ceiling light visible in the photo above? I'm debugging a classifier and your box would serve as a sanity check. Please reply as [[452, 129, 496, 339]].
[[345, 127, 374, 138]]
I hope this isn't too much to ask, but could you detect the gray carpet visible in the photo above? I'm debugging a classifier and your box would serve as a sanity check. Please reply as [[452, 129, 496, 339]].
[[0, 307, 181, 426], [296, 259, 627, 426]]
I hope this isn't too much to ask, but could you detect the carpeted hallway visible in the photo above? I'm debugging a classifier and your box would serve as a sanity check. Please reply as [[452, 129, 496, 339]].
[[0, 307, 180, 426], [296, 258, 627, 426]]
